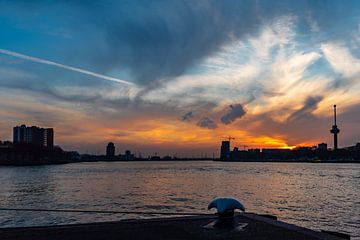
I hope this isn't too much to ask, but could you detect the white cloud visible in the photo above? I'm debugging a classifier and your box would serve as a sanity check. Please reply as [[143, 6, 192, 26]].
[[306, 15, 320, 33], [321, 43, 360, 78], [143, 15, 299, 109], [250, 15, 297, 60]]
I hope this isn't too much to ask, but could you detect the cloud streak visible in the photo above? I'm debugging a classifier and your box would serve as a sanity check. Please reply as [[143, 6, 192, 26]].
[[0, 48, 135, 86]]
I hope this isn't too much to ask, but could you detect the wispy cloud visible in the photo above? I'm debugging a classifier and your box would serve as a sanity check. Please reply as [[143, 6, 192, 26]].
[[321, 43, 360, 79]]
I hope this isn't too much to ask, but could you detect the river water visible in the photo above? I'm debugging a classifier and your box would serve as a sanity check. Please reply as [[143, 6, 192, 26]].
[[0, 161, 359, 238]]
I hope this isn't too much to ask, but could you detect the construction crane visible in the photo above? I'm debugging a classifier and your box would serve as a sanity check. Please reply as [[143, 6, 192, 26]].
[[224, 136, 235, 151], [227, 136, 235, 142]]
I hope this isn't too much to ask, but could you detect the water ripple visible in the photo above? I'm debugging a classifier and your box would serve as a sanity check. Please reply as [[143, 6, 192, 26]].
[[0, 162, 358, 238]]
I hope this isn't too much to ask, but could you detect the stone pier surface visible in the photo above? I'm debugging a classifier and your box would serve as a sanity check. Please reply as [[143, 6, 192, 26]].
[[0, 213, 349, 240]]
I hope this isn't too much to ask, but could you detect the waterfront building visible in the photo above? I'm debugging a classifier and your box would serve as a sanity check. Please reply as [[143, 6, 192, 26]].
[[344, 142, 360, 151], [13, 124, 54, 147], [124, 150, 134, 160], [230, 147, 240, 161], [317, 143, 328, 151], [220, 141, 230, 160], [44, 128, 54, 148], [106, 142, 115, 158], [261, 148, 291, 160], [150, 155, 161, 161]]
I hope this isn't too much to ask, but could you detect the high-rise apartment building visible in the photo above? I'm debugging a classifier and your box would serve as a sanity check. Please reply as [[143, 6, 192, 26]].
[[106, 142, 115, 158], [220, 141, 230, 160], [13, 125, 54, 147]]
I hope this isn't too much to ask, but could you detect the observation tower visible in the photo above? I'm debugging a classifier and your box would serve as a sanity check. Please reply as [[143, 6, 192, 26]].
[[330, 105, 340, 150]]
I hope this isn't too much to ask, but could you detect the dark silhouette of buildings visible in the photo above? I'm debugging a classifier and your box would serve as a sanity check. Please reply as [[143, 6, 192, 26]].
[[218, 142, 359, 162], [317, 143, 327, 151], [0, 125, 71, 165], [217, 103, 360, 162], [13, 124, 54, 148], [106, 142, 115, 159], [124, 150, 134, 160], [330, 105, 340, 150], [0, 141, 69, 165], [220, 141, 230, 160]]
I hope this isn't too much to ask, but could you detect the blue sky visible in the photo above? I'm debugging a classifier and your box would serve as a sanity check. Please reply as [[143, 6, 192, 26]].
[[1, 0, 360, 155]]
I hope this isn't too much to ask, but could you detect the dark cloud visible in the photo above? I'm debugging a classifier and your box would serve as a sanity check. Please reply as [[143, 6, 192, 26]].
[[221, 104, 246, 125], [287, 96, 323, 122], [0, 0, 280, 85], [97, 0, 360, 86], [89, 0, 263, 85], [181, 111, 193, 121], [2, 0, 360, 87], [197, 117, 217, 129]]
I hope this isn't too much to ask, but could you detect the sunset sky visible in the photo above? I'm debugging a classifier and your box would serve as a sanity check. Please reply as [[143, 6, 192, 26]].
[[1, 0, 360, 156]]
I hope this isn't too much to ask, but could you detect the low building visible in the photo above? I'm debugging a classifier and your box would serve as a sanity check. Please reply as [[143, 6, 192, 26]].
[[317, 143, 328, 151], [261, 148, 291, 160], [124, 150, 134, 160]]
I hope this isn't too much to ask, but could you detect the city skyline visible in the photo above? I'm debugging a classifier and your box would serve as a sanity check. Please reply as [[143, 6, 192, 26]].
[[2, 109, 357, 158], [1, 1, 360, 156]]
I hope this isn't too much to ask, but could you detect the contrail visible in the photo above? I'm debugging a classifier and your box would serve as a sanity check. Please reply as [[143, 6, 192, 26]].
[[0, 48, 135, 86]]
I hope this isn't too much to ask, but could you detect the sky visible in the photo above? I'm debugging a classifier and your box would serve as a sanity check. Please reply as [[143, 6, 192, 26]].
[[1, 0, 360, 156]]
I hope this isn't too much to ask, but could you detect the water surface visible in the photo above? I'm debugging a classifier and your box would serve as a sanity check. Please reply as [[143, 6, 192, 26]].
[[0, 161, 359, 238]]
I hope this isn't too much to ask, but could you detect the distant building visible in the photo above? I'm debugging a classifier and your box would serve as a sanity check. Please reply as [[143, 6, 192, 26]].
[[220, 141, 230, 160], [124, 150, 134, 160], [67, 151, 81, 161], [295, 146, 315, 151], [106, 142, 115, 158], [44, 128, 54, 148], [231, 147, 240, 161], [261, 148, 291, 160], [344, 142, 360, 151], [261, 149, 291, 154], [248, 149, 261, 153], [13, 124, 54, 147], [317, 143, 328, 151], [150, 155, 161, 161]]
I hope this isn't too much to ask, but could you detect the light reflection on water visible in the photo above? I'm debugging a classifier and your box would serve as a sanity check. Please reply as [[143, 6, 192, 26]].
[[0, 161, 359, 238]]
